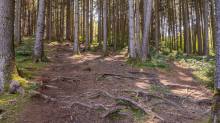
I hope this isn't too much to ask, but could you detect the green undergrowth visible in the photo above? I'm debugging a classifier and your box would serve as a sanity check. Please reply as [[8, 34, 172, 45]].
[[161, 49, 215, 90], [0, 93, 32, 123], [148, 86, 172, 93]]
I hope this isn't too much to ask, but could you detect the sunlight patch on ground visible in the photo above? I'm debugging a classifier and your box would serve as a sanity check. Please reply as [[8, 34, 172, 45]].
[[135, 82, 150, 89]]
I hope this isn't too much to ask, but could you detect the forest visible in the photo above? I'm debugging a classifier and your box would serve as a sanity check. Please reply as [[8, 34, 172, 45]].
[[0, 0, 220, 122]]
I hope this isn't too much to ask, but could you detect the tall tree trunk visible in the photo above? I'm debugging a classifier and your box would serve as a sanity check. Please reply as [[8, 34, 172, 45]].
[[103, 0, 107, 54], [121, 0, 125, 47], [49, 0, 52, 41], [71, 0, 75, 41], [17, 0, 22, 44], [0, 0, 17, 91], [184, 0, 189, 56], [85, 0, 89, 50], [66, 0, 70, 40], [73, 0, 79, 54], [136, 0, 140, 54], [114, 0, 118, 51], [195, 0, 202, 55], [60, 0, 65, 43], [90, 0, 93, 43], [211, 0, 220, 122], [128, 0, 136, 59], [182, 0, 186, 53], [98, 0, 101, 46], [211, 0, 216, 49], [155, 0, 159, 53], [33, 0, 46, 62], [46, 0, 50, 39], [203, 0, 209, 58], [140, 0, 153, 62], [83, 0, 85, 43], [15, 0, 19, 39]]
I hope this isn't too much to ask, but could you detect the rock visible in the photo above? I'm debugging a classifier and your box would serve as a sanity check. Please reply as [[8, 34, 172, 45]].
[[9, 80, 25, 95], [99, 59, 104, 62]]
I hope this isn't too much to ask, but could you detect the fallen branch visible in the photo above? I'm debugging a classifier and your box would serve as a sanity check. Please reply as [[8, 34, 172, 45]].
[[165, 84, 199, 90], [97, 73, 136, 81], [128, 71, 152, 75], [70, 101, 109, 111]]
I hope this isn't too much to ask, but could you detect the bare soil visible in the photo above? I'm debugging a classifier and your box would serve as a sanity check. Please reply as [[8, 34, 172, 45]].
[[16, 42, 213, 123]]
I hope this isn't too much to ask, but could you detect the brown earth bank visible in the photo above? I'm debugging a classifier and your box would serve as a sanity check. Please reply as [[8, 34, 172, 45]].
[[16, 41, 213, 123]]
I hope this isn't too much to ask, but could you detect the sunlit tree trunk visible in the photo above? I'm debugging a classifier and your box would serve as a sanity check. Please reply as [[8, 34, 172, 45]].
[[33, 0, 46, 62], [203, 0, 209, 58], [195, 0, 202, 55]]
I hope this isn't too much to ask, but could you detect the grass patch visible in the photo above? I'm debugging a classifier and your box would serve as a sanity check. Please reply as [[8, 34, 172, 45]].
[[0, 93, 31, 123], [148, 86, 172, 93], [131, 111, 149, 123], [3, 83, 10, 91]]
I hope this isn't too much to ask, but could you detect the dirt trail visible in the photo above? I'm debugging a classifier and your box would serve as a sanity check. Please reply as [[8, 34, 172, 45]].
[[17, 42, 212, 123]]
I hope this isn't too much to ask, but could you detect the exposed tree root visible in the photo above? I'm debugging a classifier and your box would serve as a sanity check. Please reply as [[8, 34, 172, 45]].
[[120, 90, 184, 110], [165, 112, 196, 119], [70, 101, 109, 111], [128, 71, 152, 75], [97, 73, 136, 80], [101, 108, 122, 119], [32, 91, 57, 102], [165, 84, 199, 90]]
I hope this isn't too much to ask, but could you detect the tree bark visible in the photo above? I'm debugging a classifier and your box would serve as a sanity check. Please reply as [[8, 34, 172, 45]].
[[128, 0, 136, 59], [46, 0, 50, 39], [195, 0, 202, 55], [140, 0, 153, 62], [136, 0, 140, 54], [17, 0, 22, 44], [203, 0, 209, 58], [98, 0, 101, 46], [73, 0, 79, 54], [49, 0, 52, 41], [32, 0, 46, 62], [0, 0, 17, 91], [90, 0, 93, 43], [121, 0, 125, 47], [155, 0, 159, 53], [211, 0, 216, 49], [211, 1, 220, 122], [114, 0, 118, 51], [103, 0, 107, 54], [66, 0, 71, 40], [85, 0, 90, 50], [60, 0, 65, 43]]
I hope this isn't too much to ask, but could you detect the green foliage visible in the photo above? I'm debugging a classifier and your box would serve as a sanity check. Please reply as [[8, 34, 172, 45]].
[[148, 86, 172, 93], [131, 111, 149, 123], [120, 109, 127, 113], [15, 50, 33, 57], [28, 84, 38, 89]]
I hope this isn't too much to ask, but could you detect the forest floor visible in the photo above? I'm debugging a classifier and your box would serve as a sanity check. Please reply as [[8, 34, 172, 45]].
[[12, 39, 213, 123]]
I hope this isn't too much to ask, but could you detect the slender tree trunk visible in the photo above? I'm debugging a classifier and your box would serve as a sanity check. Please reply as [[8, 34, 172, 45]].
[[15, 0, 19, 39], [0, 0, 17, 91], [66, 0, 70, 40], [140, 0, 153, 62], [155, 0, 159, 53], [98, 0, 101, 46], [195, 0, 202, 55], [136, 0, 140, 54], [184, 0, 189, 56], [211, 0, 216, 49], [83, 0, 85, 43], [203, 0, 209, 58], [60, 0, 65, 43], [103, 0, 107, 54], [74, 0, 79, 54], [114, 0, 118, 51], [49, 0, 52, 41], [90, 0, 93, 43], [121, 0, 125, 47], [33, 0, 46, 62], [17, 0, 22, 44], [128, 0, 136, 59], [71, 0, 75, 41], [85, 0, 90, 50], [46, 0, 50, 39]]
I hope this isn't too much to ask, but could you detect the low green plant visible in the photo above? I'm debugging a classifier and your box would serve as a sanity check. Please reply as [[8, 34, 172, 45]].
[[148, 86, 172, 93], [28, 84, 38, 89], [97, 76, 104, 81]]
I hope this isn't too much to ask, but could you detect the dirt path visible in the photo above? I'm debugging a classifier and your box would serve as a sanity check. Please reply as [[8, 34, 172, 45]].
[[17, 42, 213, 123]]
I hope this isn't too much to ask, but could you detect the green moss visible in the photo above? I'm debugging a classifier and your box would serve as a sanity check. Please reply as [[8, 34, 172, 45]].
[[101, 52, 110, 58], [11, 74, 30, 90], [208, 115, 214, 123], [3, 83, 10, 91], [98, 109, 105, 112], [122, 90, 135, 93], [109, 113, 122, 120]]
